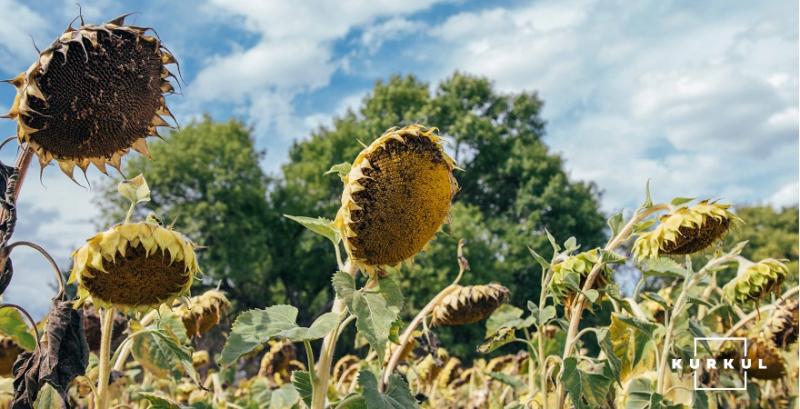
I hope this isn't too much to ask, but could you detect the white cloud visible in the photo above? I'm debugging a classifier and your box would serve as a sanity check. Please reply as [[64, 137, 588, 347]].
[[0, 0, 46, 72], [427, 0, 798, 211], [768, 182, 799, 208], [361, 17, 423, 53]]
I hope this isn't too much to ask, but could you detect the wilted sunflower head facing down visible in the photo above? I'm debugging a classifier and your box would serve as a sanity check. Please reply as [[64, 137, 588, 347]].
[[3, 14, 177, 178], [633, 200, 739, 260], [430, 284, 509, 327], [765, 297, 799, 348], [336, 124, 458, 272], [177, 289, 231, 337], [70, 221, 199, 312], [722, 258, 789, 306]]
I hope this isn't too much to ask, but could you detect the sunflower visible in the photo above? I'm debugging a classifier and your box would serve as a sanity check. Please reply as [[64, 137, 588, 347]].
[[176, 290, 230, 337], [430, 284, 509, 327], [548, 249, 613, 303], [3, 14, 177, 178], [765, 297, 798, 348], [633, 200, 739, 260], [335, 124, 458, 273], [722, 258, 789, 306], [0, 336, 22, 377], [69, 222, 199, 312], [734, 337, 787, 380]]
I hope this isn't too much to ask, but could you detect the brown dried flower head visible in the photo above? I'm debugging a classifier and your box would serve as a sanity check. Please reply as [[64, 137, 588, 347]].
[[431, 284, 509, 327]]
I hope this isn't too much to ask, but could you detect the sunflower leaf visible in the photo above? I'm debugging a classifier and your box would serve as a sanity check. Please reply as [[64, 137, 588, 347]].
[[284, 215, 340, 245], [292, 371, 313, 407], [359, 370, 419, 409], [220, 305, 299, 366]]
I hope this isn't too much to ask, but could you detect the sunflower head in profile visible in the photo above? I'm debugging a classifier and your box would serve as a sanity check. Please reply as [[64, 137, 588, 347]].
[[335, 124, 458, 273], [765, 297, 798, 348], [633, 200, 740, 260], [3, 14, 177, 179], [70, 221, 199, 313], [176, 289, 230, 337], [722, 258, 789, 306], [430, 284, 509, 327]]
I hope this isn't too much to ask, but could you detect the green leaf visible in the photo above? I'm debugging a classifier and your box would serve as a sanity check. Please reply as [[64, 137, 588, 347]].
[[345, 279, 400, 357], [220, 305, 299, 366], [117, 174, 151, 204], [132, 329, 199, 383], [485, 304, 524, 337], [477, 327, 516, 354], [333, 271, 356, 302], [633, 219, 657, 233], [560, 357, 613, 409], [640, 257, 685, 279], [596, 328, 621, 383], [607, 212, 625, 238], [641, 179, 653, 209], [528, 247, 550, 271], [284, 215, 340, 244], [641, 292, 671, 310], [693, 390, 709, 409], [670, 197, 694, 207], [326, 162, 352, 181], [487, 371, 524, 389], [583, 289, 600, 304], [359, 370, 419, 409], [563, 236, 579, 253], [34, 383, 62, 409], [545, 229, 561, 253], [0, 307, 36, 351], [138, 392, 182, 409], [270, 383, 301, 409], [608, 314, 657, 382], [688, 320, 711, 354], [538, 305, 556, 326], [335, 394, 368, 409], [292, 370, 313, 407], [279, 312, 341, 342]]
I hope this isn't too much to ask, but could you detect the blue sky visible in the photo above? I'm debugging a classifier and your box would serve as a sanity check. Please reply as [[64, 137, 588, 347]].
[[0, 0, 797, 317]]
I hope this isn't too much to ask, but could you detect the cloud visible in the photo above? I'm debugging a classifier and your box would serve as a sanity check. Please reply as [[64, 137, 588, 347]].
[[426, 0, 798, 211], [0, 0, 46, 72]]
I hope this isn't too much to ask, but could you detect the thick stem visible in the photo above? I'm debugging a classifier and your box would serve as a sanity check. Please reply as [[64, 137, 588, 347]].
[[96, 308, 116, 409], [311, 262, 354, 409]]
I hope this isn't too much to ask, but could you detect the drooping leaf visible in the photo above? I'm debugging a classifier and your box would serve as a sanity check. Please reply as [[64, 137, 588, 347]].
[[0, 161, 18, 297], [608, 314, 657, 382], [12, 300, 89, 407], [117, 174, 151, 204], [32, 383, 61, 409], [487, 371, 524, 389], [284, 215, 340, 245], [477, 327, 516, 354], [359, 370, 418, 409], [332, 271, 356, 302], [138, 392, 182, 409], [131, 328, 199, 383], [219, 305, 299, 366], [560, 357, 613, 409], [279, 312, 341, 342], [607, 212, 625, 238], [485, 304, 524, 337], [348, 287, 397, 358]]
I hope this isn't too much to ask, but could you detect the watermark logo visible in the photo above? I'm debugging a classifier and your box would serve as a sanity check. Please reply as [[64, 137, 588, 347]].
[[670, 337, 768, 391]]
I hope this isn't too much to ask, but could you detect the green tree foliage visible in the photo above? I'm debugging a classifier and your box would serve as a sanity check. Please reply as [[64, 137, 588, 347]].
[[725, 205, 799, 285], [95, 118, 274, 309]]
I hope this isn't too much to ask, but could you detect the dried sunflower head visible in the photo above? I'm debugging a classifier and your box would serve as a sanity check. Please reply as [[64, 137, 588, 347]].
[[335, 124, 458, 273], [548, 249, 612, 303], [734, 337, 787, 380], [177, 290, 230, 337], [722, 258, 789, 306], [633, 200, 739, 260], [0, 336, 22, 377], [3, 14, 177, 178], [69, 221, 199, 312], [430, 284, 509, 327], [765, 297, 798, 348], [258, 339, 297, 378]]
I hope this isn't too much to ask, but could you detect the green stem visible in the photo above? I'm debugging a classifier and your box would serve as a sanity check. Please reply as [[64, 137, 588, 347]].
[[304, 340, 317, 384], [96, 308, 116, 409]]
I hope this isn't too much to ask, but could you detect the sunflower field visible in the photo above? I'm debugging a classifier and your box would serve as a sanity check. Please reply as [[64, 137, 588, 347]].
[[0, 13, 796, 409]]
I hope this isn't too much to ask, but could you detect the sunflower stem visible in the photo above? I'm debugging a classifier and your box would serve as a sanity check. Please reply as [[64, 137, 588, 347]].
[[97, 307, 116, 409], [311, 261, 354, 409], [113, 310, 158, 371]]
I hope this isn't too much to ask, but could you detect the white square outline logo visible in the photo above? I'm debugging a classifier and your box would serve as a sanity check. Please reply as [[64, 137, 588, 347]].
[[693, 337, 747, 391]]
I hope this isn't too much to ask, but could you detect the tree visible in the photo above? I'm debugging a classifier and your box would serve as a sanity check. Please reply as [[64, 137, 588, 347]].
[[96, 117, 275, 310]]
